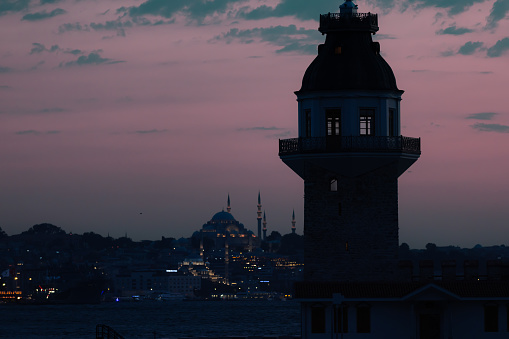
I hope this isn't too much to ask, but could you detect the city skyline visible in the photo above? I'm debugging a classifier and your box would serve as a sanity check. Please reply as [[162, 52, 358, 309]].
[[1, 0, 508, 248]]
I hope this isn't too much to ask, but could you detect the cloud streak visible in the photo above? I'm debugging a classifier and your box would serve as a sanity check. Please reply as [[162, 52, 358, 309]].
[[60, 52, 125, 67], [0, 0, 30, 16], [436, 25, 473, 35], [237, 126, 286, 132], [471, 123, 509, 133], [15, 130, 61, 135], [22, 8, 66, 21], [487, 37, 509, 57], [457, 41, 483, 55], [135, 129, 168, 134], [213, 25, 320, 55], [485, 0, 509, 30], [466, 112, 498, 120]]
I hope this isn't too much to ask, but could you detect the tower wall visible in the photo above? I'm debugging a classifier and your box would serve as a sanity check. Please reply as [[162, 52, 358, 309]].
[[303, 164, 399, 282]]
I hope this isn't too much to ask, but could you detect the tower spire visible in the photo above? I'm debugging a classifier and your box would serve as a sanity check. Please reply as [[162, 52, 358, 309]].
[[257, 191, 262, 239], [227, 193, 231, 213], [292, 209, 296, 234]]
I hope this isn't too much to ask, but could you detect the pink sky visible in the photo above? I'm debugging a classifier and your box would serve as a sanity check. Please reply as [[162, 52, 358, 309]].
[[1, 0, 508, 248]]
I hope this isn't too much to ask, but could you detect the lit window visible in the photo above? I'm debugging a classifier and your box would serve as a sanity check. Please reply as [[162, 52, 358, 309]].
[[360, 109, 375, 136], [330, 178, 338, 192], [326, 109, 341, 136]]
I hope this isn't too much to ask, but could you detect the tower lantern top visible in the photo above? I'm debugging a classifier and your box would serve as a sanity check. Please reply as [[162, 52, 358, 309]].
[[319, 0, 378, 34], [339, 0, 358, 15]]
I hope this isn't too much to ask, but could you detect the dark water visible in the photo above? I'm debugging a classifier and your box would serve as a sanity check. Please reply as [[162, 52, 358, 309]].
[[0, 300, 300, 338]]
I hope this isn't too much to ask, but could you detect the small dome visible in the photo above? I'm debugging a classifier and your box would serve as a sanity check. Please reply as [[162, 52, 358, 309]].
[[211, 211, 236, 222], [299, 33, 399, 92]]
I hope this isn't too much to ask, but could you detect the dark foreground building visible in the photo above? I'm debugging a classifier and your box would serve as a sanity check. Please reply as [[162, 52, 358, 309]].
[[280, 1, 509, 338]]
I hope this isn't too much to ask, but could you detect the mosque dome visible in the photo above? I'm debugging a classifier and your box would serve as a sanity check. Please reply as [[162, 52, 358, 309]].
[[211, 211, 236, 222]]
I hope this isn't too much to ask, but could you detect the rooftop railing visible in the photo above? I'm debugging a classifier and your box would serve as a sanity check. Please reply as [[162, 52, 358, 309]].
[[319, 12, 378, 33], [279, 136, 421, 156]]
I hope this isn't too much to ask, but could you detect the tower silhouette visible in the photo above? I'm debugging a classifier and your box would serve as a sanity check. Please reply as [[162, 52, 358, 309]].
[[279, 0, 420, 282], [257, 191, 262, 239], [291, 209, 296, 234], [262, 211, 267, 241], [282, 3, 509, 338]]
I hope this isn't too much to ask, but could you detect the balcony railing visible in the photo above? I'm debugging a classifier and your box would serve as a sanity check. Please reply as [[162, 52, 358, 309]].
[[319, 12, 378, 33], [279, 136, 420, 156]]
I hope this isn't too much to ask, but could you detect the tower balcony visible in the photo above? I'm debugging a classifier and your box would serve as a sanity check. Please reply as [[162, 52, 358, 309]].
[[279, 136, 420, 156], [319, 12, 378, 34]]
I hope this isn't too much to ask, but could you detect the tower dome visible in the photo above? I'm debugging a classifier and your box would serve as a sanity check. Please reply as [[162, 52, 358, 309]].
[[299, 0, 399, 92]]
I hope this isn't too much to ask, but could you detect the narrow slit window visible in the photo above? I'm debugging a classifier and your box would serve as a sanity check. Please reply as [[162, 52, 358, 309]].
[[389, 108, 395, 137], [305, 109, 311, 137]]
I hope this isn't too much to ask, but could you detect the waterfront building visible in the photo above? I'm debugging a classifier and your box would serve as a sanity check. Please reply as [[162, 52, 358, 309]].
[[113, 269, 201, 298], [279, 1, 509, 338]]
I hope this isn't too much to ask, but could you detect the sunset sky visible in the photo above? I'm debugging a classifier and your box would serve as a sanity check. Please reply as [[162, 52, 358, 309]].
[[1, 0, 508, 248]]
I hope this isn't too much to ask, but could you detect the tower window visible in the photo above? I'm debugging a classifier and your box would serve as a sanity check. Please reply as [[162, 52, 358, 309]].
[[326, 109, 341, 136], [360, 109, 375, 136], [330, 178, 338, 191], [305, 109, 311, 137], [335, 46, 342, 55]]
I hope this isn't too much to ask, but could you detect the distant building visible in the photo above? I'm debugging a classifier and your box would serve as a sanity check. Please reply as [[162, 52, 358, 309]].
[[280, 1, 509, 338], [113, 269, 201, 298], [196, 195, 258, 254]]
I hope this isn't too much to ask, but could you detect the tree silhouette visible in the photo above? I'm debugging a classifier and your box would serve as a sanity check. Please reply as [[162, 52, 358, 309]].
[[22, 223, 66, 235]]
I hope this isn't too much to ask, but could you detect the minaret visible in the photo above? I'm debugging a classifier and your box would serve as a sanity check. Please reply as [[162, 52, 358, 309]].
[[279, 0, 420, 282], [291, 209, 296, 234], [257, 191, 262, 239], [227, 193, 231, 213], [262, 211, 267, 240], [199, 232, 204, 259], [224, 235, 229, 285]]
